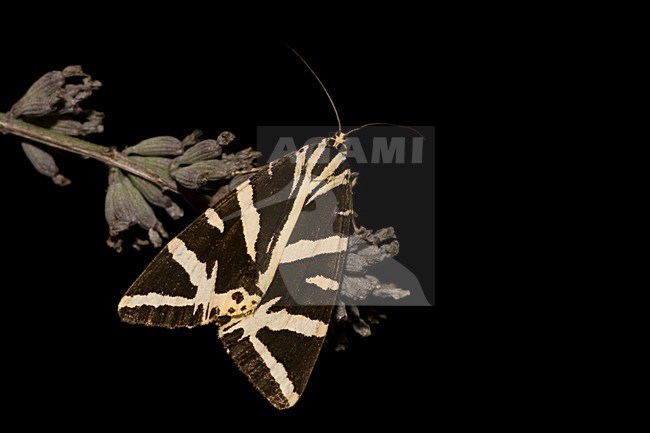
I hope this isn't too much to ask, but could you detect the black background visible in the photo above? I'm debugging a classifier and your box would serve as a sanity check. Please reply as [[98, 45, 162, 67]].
[[1, 38, 435, 417]]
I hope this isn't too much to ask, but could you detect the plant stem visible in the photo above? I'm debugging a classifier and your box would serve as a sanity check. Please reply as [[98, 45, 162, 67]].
[[0, 112, 179, 193]]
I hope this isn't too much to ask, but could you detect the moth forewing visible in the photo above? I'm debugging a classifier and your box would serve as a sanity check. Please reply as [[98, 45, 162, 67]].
[[119, 136, 353, 410], [118, 150, 299, 328]]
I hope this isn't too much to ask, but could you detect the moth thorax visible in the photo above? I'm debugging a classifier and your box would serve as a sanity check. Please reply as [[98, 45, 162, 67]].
[[330, 132, 348, 151]]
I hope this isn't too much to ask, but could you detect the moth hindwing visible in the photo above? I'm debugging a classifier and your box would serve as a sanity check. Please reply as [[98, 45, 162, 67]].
[[119, 135, 353, 409]]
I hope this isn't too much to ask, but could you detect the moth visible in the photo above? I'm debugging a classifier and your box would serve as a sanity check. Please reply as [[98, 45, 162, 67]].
[[118, 130, 354, 409]]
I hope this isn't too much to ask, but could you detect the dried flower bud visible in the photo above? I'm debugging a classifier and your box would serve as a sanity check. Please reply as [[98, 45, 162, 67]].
[[34, 110, 104, 136], [181, 129, 203, 147], [347, 304, 361, 320], [106, 237, 124, 253], [364, 227, 396, 244], [343, 304, 371, 337], [172, 158, 251, 189], [61, 65, 87, 78], [365, 308, 387, 325], [334, 301, 348, 322], [131, 238, 150, 252], [373, 283, 410, 300], [127, 174, 184, 219], [339, 226, 405, 301], [56, 66, 101, 116], [21, 141, 71, 186], [172, 147, 261, 189], [105, 168, 137, 236], [333, 333, 349, 352], [105, 168, 168, 249], [341, 274, 381, 301], [216, 131, 236, 147], [172, 162, 217, 189], [10, 71, 65, 117], [124, 136, 183, 157], [10, 66, 101, 118], [329, 302, 389, 350], [345, 227, 399, 274], [352, 318, 372, 337], [173, 139, 222, 166], [120, 173, 168, 247], [221, 147, 262, 166], [126, 156, 175, 184]]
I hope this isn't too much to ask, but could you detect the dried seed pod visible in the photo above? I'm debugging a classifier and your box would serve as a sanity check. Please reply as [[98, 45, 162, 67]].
[[61, 65, 86, 78], [352, 318, 372, 337], [120, 173, 168, 247], [334, 301, 348, 322], [333, 333, 349, 352], [173, 139, 222, 166], [171, 160, 235, 189], [171, 165, 210, 189], [181, 129, 203, 147], [340, 226, 406, 301], [343, 304, 372, 337], [366, 227, 396, 244], [126, 156, 175, 184], [131, 238, 150, 251], [58, 73, 102, 116], [127, 174, 184, 219], [35, 110, 105, 136], [328, 301, 390, 351], [174, 132, 236, 167], [21, 141, 71, 186], [373, 283, 410, 300], [221, 147, 262, 166], [341, 274, 381, 301], [216, 131, 236, 147], [106, 237, 124, 253], [105, 168, 137, 236], [124, 136, 183, 157], [10, 71, 65, 117], [365, 308, 387, 325], [347, 304, 361, 320], [345, 226, 399, 274], [10, 66, 101, 118]]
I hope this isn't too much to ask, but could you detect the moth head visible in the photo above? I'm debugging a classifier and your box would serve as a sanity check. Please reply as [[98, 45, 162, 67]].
[[328, 131, 348, 151]]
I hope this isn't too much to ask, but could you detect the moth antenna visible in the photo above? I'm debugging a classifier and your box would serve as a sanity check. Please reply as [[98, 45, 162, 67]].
[[288, 46, 343, 133], [346, 123, 424, 138]]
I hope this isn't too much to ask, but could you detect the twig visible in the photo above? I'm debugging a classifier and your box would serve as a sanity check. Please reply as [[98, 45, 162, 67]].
[[0, 112, 179, 194]]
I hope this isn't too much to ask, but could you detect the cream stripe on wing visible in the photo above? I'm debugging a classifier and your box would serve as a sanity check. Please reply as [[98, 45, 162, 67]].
[[204, 208, 224, 232], [222, 299, 328, 338], [249, 336, 300, 406], [290, 146, 307, 196], [280, 235, 348, 264], [221, 298, 328, 405], [123, 238, 260, 320], [236, 180, 260, 262], [312, 151, 346, 183], [120, 238, 219, 320], [168, 237, 218, 317], [306, 170, 350, 205], [256, 140, 329, 291], [305, 275, 340, 291], [118, 293, 195, 309]]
